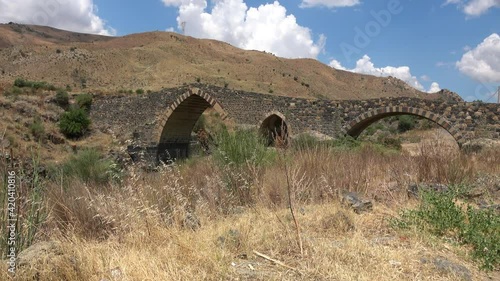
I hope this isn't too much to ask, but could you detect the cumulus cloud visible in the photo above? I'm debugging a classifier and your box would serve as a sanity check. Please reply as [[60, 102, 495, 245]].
[[444, 0, 500, 16], [0, 0, 115, 35], [300, 0, 361, 8], [330, 55, 441, 93], [162, 0, 325, 58], [456, 33, 500, 82], [428, 82, 441, 93]]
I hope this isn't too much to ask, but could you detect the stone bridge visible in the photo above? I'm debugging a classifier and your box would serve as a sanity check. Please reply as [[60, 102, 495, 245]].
[[90, 84, 500, 163]]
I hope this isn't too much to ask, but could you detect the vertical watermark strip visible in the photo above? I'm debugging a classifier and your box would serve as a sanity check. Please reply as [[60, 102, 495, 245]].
[[6, 170, 17, 275]]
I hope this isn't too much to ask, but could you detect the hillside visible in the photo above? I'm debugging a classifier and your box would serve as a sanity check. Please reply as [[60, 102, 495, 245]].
[[0, 23, 429, 100]]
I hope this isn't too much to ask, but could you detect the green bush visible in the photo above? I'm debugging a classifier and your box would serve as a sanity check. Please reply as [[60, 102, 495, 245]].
[[55, 90, 69, 108], [61, 148, 120, 185], [76, 93, 92, 111], [58, 107, 91, 138], [30, 117, 45, 141], [397, 115, 416, 133], [213, 127, 275, 167], [391, 186, 500, 270], [13, 78, 56, 91], [136, 89, 144, 95]]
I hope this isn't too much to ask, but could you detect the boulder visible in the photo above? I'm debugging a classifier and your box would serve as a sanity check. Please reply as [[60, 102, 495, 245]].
[[341, 191, 373, 213]]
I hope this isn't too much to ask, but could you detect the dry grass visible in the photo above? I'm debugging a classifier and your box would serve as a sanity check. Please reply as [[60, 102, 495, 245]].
[[1, 139, 499, 280], [0, 24, 426, 100]]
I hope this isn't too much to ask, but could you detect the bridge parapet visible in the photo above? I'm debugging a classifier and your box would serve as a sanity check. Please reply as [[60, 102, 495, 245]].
[[90, 84, 500, 163]]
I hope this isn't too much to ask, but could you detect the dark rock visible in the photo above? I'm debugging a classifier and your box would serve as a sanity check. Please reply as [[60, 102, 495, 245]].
[[341, 191, 373, 213], [421, 257, 472, 281], [407, 183, 449, 198], [48, 131, 65, 144]]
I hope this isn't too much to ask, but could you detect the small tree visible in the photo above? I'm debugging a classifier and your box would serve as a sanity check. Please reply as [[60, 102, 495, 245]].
[[59, 108, 91, 138], [55, 90, 69, 108], [397, 115, 416, 133]]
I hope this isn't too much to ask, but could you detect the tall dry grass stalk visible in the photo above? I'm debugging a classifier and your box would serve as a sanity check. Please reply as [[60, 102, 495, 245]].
[[2, 135, 498, 280]]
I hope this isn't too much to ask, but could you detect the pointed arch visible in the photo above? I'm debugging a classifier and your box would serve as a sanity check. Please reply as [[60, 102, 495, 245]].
[[154, 88, 228, 161], [342, 106, 464, 146]]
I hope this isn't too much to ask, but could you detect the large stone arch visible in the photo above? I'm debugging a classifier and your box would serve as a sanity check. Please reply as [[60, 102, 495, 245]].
[[154, 88, 228, 161], [259, 111, 290, 146], [343, 106, 464, 146]]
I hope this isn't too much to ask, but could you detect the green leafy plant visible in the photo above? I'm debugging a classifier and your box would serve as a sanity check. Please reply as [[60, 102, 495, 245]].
[[391, 186, 499, 270], [58, 107, 91, 138], [76, 93, 92, 111], [54, 90, 69, 108], [60, 148, 120, 185], [30, 117, 45, 141], [397, 115, 416, 133]]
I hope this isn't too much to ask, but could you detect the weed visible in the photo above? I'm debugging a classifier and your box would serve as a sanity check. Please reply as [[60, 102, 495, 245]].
[[391, 186, 499, 270]]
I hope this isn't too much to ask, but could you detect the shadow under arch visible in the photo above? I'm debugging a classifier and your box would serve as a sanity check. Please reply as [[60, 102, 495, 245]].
[[343, 106, 464, 147], [154, 88, 228, 162], [259, 111, 289, 146]]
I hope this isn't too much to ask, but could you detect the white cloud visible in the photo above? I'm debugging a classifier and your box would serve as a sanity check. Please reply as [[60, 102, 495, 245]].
[[420, 75, 431, 82], [444, 0, 500, 16], [456, 33, 500, 82], [330, 55, 441, 93], [428, 82, 441, 93], [162, 0, 325, 58], [300, 0, 361, 8], [329, 59, 347, 70], [0, 0, 114, 35]]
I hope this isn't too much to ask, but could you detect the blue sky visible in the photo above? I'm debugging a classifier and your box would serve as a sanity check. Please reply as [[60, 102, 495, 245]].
[[0, 0, 499, 101]]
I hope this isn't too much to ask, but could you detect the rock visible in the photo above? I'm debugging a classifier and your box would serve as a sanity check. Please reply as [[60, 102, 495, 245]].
[[110, 267, 124, 280], [17, 241, 64, 267], [421, 257, 472, 281], [47, 131, 65, 144], [407, 183, 449, 198], [341, 191, 373, 213]]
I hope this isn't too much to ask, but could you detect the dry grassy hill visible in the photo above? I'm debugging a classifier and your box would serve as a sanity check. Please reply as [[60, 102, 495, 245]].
[[0, 23, 428, 100]]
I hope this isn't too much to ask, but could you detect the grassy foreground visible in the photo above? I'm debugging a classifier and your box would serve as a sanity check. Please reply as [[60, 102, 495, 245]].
[[1, 130, 499, 280]]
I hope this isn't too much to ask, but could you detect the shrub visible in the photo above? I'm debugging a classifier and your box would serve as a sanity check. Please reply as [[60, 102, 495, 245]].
[[54, 90, 69, 108], [391, 186, 500, 270], [213, 127, 275, 167], [30, 117, 45, 141], [76, 93, 92, 111], [14, 78, 28, 88], [136, 89, 144, 95], [397, 115, 416, 133], [60, 148, 120, 185], [58, 107, 91, 138]]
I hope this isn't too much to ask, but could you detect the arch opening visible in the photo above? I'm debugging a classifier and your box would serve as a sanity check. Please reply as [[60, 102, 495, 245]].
[[260, 114, 289, 146], [156, 92, 226, 162], [344, 107, 463, 147]]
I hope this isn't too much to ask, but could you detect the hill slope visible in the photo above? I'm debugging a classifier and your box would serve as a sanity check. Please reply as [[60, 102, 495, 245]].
[[0, 23, 428, 100]]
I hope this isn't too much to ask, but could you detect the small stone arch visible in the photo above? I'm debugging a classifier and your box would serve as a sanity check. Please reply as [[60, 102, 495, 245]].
[[154, 88, 228, 161], [342, 106, 464, 146], [259, 111, 289, 146]]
